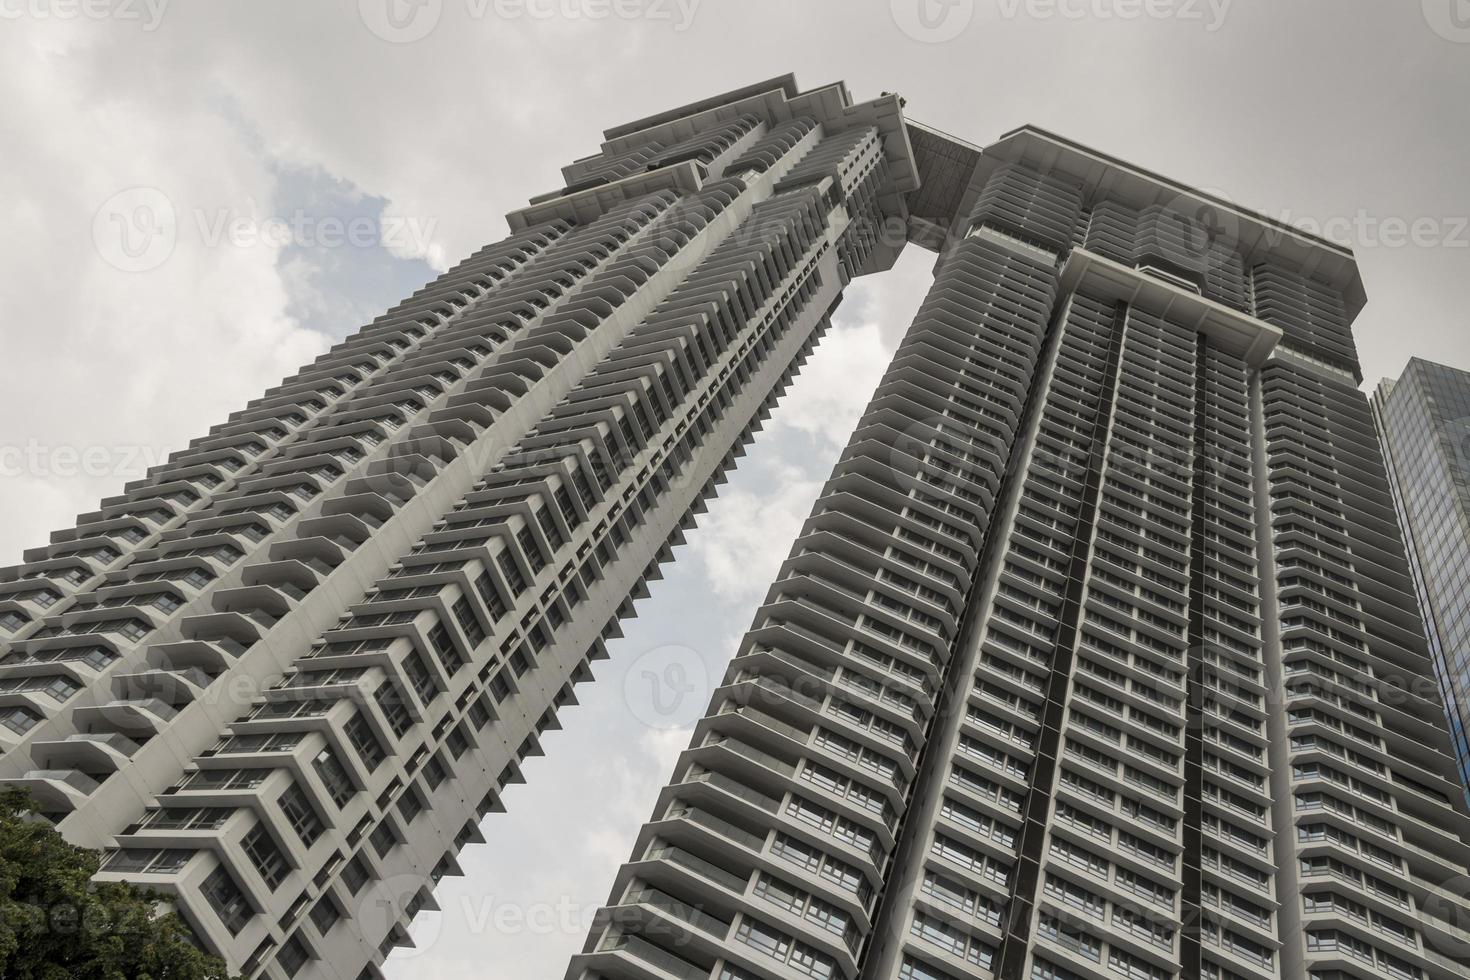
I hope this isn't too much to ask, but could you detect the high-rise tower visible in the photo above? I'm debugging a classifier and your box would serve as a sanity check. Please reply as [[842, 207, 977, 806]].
[[567, 93, 1470, 980], [0, 77, 917, 979], [1374, 358, 1470, 800], [6, 74, 1469, 980]]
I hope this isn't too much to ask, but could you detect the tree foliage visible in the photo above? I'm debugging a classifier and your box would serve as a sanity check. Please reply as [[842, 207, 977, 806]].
[[0, 788, 235, 979]]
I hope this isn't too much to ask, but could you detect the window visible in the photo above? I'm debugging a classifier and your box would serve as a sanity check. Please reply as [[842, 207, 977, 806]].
[[201, 866, 252, 934], [451, 598, 485, 649], [0, 707, 39, 736], [497, 550, 526, 596], [312, 748, 356, 807], [241, 823, 289, 890], [309, 897, 340, 935], [344, 713, 386, 768], [467, 697, 491, 729], [473, 571, 506, 620], [488, 671, 511, 702], [422, 754, 448, 790], [516, 525, 545, 573], [278, 783, 325, 847], [374, 683, 414, 738], [534, 505, 564, 549], [340, 854, 371, 894], [402, 650, 440, 706], [445, 725, 470, 759], [369, 821, 398, 858], [144, 808, 231, 831], [398, 790, 424, 823], [277, 935, 310, 977], [184, 769, 268, 791], [102, 848, 191, 874], [0, 611, 28, 632], [430, 621, 466, 671]]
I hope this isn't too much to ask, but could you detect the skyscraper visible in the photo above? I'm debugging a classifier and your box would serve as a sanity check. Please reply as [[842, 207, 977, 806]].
[[1374, 359, 1470, 799], [2, 73, 1466, 980], [0, 76, 914, 979], [566, 88, 1470, 980]]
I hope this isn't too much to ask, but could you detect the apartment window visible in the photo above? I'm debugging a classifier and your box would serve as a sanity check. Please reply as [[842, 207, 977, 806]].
[[277, 935, 310, 977], [488, 671, 511, 702], [309, 897, 340, 936], [201, 866, 252, 934], [515, 525, 545, 573], [375, 682, 414, 738], [340, 854, 371, 894], [422, 754, 448, 790], [397, 790, 424, 824], [430, 620, 466, 671], [0, 611, 27, 632], [185, 769, 268, 791], [241, 823, 289, 890], [144, 808, 231, 831], [402, 651, 440, 706], [533, 505, 564, 549], [552, 485, 579, 528], [369, 821, 398, 858], [451, 598, 485, 648], [467, 697, 491, 729], [312, 748, 356, 807], [473, 571, 506, 620], [497, 550, 526, 596], [102, 848, 191, 874], [181, 568, 215, 589], [277, 783, 325, 847], [344, 714, 386, 769], [445, 725, 470, 759], [0, 708, 39, 736]]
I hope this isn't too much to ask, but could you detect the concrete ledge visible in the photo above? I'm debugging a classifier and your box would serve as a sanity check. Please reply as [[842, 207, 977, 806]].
[[1060, 247, 1282, 365]]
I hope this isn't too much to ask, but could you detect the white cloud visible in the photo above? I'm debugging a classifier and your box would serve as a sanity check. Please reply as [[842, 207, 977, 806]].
[[0, 25, 327, 564], [689, 461, 822, 605], [771, 320, 891, 447]]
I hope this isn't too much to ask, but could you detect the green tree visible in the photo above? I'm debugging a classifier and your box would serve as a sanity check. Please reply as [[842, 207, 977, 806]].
[[0, 788, 235, 979]]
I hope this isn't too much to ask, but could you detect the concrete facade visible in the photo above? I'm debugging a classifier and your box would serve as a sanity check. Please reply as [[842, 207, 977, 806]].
[[566, 83, 1470, 980]]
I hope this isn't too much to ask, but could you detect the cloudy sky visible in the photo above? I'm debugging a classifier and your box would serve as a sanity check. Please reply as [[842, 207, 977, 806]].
[[2, 1, 1468, 975]]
